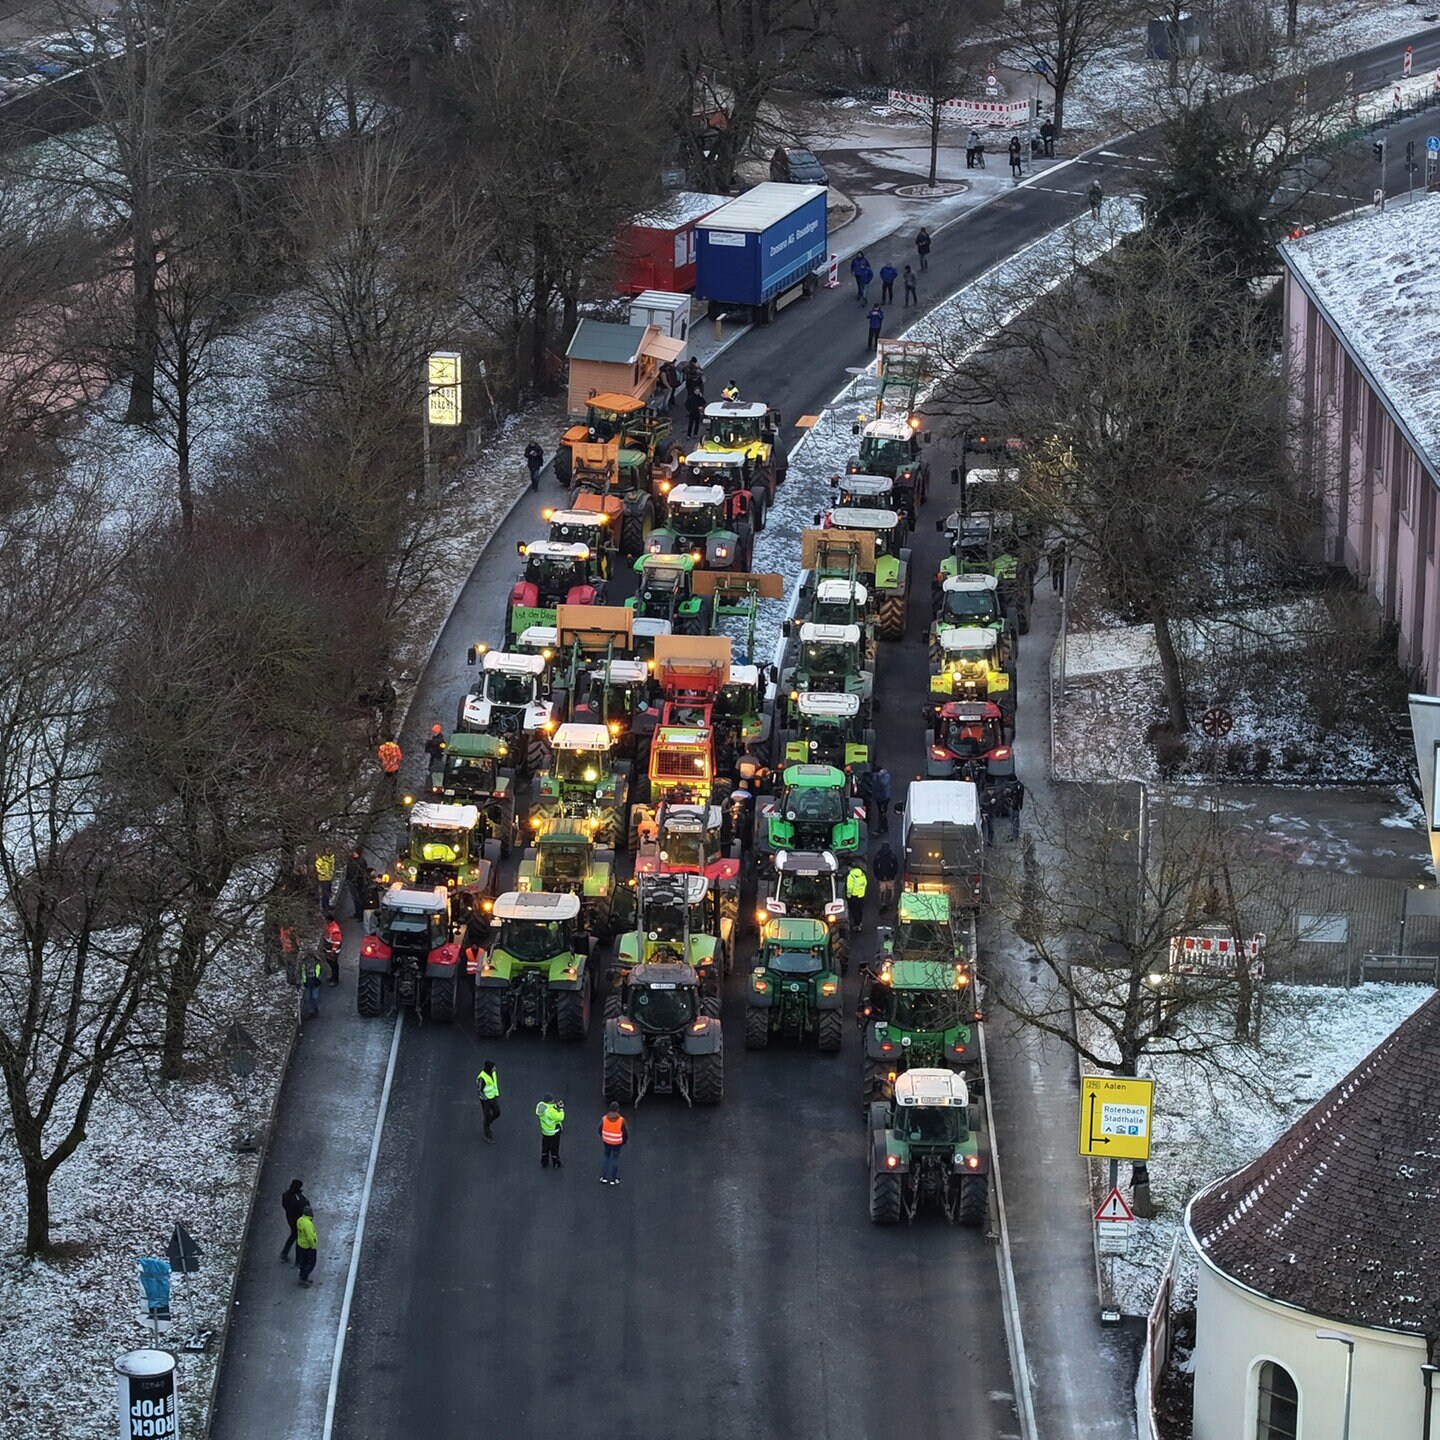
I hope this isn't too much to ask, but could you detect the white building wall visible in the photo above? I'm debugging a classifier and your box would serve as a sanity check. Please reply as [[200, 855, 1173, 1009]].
[[1191, 1253, 1429, 1440]]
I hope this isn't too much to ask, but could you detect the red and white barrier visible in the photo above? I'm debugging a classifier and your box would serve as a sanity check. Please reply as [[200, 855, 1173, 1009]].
[[886, 90, 1031, 128], [825, 254, 839, 288]]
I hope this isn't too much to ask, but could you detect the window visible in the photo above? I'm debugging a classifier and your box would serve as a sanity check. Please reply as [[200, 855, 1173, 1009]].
[[1256, 1360, 1299, 1440]]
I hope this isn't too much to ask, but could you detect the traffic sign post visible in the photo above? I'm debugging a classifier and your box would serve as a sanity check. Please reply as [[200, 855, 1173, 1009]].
[[1096, 1186, 1136, 1222], [1079, 1075, 1155, 1162]]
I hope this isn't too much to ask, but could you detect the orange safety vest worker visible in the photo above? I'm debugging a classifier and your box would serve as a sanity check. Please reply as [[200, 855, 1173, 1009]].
[[601, 1112, 627, 1146], [377, 741, 402, 775]]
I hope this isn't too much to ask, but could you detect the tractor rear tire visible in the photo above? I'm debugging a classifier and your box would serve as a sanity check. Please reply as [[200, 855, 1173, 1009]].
[[700, 994, 722, 1018], [526, 733, 549, 779], [744, 1006, 770, 1050], [690, 1050, 724, 1105], [428, 975, 458, 1024], [594, 809, 622, 852], [750, 488, 768, 532], [832, 930, 850, 976], [862, 1056, 892, 1105], [869, 1170, 902, 1225], [603, 1051, 639, 1104], [958, 1174, 989, 1229], [555, 986, 590, 1041], [474, 985, 505, 1038], [817, 1010, 843, 1053], [877, 590, 907, 641], [357, 972, 384, 1018], [621, 503, 652, 560]]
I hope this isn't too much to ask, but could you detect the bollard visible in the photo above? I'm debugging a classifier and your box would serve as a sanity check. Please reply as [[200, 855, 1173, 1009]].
[[825, 253, 840, 288], [116, 1350, 178, 1439], [713, 312, 724, 341]]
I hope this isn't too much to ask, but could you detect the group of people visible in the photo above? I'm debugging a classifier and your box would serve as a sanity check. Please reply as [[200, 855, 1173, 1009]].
[[297, 846, 384, 1018], [850, 232, 930, 353]]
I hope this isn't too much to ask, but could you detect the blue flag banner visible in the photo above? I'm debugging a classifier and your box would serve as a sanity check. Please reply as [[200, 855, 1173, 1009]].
[[138, 1257, 171, 1315]]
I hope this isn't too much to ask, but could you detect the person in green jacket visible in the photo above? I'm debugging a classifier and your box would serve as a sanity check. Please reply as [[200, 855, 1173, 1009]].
[[476, 1061, 500, 1144], [295, 1207, 318, 1287], [535, 1094, 565, 1169]]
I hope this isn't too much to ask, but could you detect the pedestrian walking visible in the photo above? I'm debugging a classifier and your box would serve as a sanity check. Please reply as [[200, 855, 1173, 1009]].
[[879, 262, 897, 304], [865, 304, 884, 353], [361, 865, 382, 935], [915, 226, 931, 272], [1040, 118, 1056, 157], [1088, 179, 1103, 218], [685, 356, 703, 390], [965, 133, 978, 169], [850, 250, 872, 303], [345, 849, 367, 921], [322, 919, 342, 986], [377, 738, 402, 794], [302, 951, 323, 1017], [536, 1093, 565, 1169], [1005, 777, 1026, 840], [314, 851, 336, 919], [856, 767, 875, 828], [873, 765, 892, 831], [524, 440, 544, 490], [1048, 539, 1067, 593], [979, 788, 996, 847], [1009, 136, 1023, 179], [476, 1060, 501, 1143], [845, 863, 868, 932], [599, 1104, 629, 1184], [280, 1179, 308, 1264], [659, 359, 682, 408], [295, 1206, 317, 1287], [685, 388, 705, 438], [872, 841, 899, 913], [902, 265, 918, 308]]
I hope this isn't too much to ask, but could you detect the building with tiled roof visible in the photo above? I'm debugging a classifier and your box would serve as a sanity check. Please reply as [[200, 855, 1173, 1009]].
[[1185, 990, 1440, 1440]]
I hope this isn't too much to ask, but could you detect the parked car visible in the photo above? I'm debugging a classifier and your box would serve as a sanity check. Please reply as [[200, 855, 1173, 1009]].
[[770, 146, 829, 186], [0, 51, 46, 98]]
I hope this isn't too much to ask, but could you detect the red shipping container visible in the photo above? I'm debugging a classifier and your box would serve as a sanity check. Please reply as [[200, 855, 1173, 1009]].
[[616, 191, 728, 296]]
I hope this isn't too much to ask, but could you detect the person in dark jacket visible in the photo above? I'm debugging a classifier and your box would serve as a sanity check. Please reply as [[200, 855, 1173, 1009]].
[[872, 842, 899, 912], [865, 304, 884, 353], [659, 359, 682, 407], [1005, 777, 1026, 840], [280, 1179, 308, 1263], [879, 262, 898, 304], [850, 250, 871, 302], [1008, 136, 1023, 178], [1040, 118, 1056, 156], [524, 441, 544, 490], [915, 226, 932, 271], [872, 765, 892, 831], [685, 387, 705, 438], [344, 849, 367, 921]]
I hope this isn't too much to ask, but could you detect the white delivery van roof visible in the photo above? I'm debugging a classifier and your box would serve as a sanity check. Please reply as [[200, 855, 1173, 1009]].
[[904, 779, 980, 830], [697, 182, 827, 234]]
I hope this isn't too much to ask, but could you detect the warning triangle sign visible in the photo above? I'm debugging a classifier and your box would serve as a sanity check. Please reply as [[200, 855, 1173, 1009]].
[[1095, 1186, 1135, 1223]]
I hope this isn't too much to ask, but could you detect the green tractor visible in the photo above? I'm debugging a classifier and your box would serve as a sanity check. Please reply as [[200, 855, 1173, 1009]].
[[756, 848, 851, 972], [929, 626, 1015, 724], [867, 1068, 989, 1226], [818, 508, 911, 641], [779, 621, 873, 724], [776, 690, 874, 772], [529, 722, 631, 850], [929, 573, 1018, 664], [399, 801, 501, 897], [602, 960, 724, 1106], [847, 412, 930, 510], [357, 884, 463, 1023], [756, 764, 866, 858], [472, 890, 595, 1040], [647, 483, 754, 572], [516, 815, 631, 941], [566, 438, 659, 558], [428, 732, 516, 858], [612, 871, 723, 1007], [627, 552, 710, 635], [859, 890, 979, 1104], [935, 507, 1037, 635], [744, 916, 843, 1051], [830, 470, 918, 534]]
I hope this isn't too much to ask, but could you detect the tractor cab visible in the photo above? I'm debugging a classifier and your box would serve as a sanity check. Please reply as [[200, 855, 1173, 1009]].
[[758, 915, 832, 974], [809, 577, 870, 630], [459, 649, 551, 735], [513, 625, 559, 662], [849, 411, 928, 495], [932, 573, 1014, 657], [925, 700, 1014, 784], [567, 657, 654, 754], [701, 400, 776, 455], [930, 626, 1012, 709], [823, 505, 904, 560], [649, 484, 750, 571], [432, 731, 510, 799], [759, 764, 864, 857], [796, 622, 866, 683], [373, 884, 452, 955], [514, 541, 602, 607], [647, 725, 716, 802], [486, 890, 583, 961], [615, 870, 721, 996], [714, 662, 774, 766], [403, 801, 491, 891], [677, 449, 765, 529], [545, 722, 619, 798], [634, 801, 738, 884], [544, 505, 615, 567], [764, 848, 847, 924], [867, 1067, 987, 1226], [629, 553, 704, 630], [783, 690, 871, 769], [832, 471, 895, 512]]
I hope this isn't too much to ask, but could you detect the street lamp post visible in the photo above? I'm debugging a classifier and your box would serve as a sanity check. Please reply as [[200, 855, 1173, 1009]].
[[1315, 1330, 1355, 1440]]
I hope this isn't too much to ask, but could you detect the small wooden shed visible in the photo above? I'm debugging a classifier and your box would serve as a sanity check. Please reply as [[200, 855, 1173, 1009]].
[[564, 320, 685, 416]]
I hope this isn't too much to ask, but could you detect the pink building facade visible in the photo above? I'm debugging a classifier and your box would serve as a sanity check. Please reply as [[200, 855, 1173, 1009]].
[[1281, 194, 1440, 690]]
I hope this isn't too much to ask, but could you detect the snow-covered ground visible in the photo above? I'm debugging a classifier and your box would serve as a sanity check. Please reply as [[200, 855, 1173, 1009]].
[[1075, 981, 1435, 1315]]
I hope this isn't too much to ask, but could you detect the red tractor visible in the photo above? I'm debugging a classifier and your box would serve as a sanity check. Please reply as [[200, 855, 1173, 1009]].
[[923, 699, 1015, 789], [506, 540, 607, 639]]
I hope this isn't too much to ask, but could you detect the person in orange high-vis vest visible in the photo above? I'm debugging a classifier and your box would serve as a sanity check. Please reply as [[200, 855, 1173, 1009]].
[[377, 739, 402, 794], [599, 1104, 629, 1185]]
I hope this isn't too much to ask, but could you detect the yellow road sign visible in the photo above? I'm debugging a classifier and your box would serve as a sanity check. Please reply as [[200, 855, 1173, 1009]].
[[427, 351, 462, 427], [1078, 1075, 1155, 1161]]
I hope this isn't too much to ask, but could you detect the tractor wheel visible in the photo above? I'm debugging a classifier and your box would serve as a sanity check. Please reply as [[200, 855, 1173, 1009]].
[[604, 990, 623, 1020], [526, 733, 549, 779], [357, 971, 384, 1018], [690, 1050, 724, 1105], [958, 1174, 989, 1229], [593, 808, 622, 852], [555, 985, 590, 1041], [744, 1007, 770, 1050], [603, 1051, 639, 1104], [555, 446, 573, 487], [700, 994, 722, 1019], [832, 929, 850, 976], [427, 975, 458, 1024], [876, 590, 907, 641], [927, 634, 941, 668], [750, 488, 768, 532], [474, 985, 505, 1038], [869, 1170, 903, 1225], [817, 1010, 843, 1053], [862, 1056, 891, 1105], [734, 521, 753, 572], [621, 502, 653, 560], [862, 728, 877, 765]]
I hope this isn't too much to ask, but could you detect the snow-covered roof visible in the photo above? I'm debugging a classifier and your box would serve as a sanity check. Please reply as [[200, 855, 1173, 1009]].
[[630, 191, 728, 229], [1282, 194, 1440, 484]]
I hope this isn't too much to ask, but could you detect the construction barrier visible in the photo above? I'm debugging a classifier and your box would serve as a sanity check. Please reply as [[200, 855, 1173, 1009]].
[[887, 90, 1031, 128], [825, 253, 839, 288]]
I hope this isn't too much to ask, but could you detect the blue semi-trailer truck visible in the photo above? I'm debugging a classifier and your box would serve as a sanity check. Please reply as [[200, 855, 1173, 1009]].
[[694, 182, 828, 325]]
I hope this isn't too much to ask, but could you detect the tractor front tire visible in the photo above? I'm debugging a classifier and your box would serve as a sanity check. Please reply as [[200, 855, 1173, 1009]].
[[744, 1007, 770, 1050], [862, 1057, 892, 1105], [428, 975, 458, 1024], [603, 1051, 640, 1104], [621, 503, 653, 560], [357, 972, 384, 1018], [690, 1050, 724, 1105], [817, 1010, 843, 1053], [474, 985, 505, 1038], [869, 1170, 903, 1225], [555, 986, 590, 1041], [832, 930, 851, 976], [877, 590, 907, 641], [958, 1174, 989, 1229]]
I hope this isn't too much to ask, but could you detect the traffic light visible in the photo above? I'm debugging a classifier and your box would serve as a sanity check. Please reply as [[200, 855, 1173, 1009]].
[[1373, 139, 1386, 165], [1406, 139, 1416, 170]]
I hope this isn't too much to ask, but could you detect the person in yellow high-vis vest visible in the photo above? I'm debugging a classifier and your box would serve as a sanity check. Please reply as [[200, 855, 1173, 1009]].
[[476, 1061, 500, 1143], [535, 1094, 565, 1169]]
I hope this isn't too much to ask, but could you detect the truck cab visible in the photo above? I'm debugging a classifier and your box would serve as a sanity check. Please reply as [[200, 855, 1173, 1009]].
[[896, 779, 985, 909]]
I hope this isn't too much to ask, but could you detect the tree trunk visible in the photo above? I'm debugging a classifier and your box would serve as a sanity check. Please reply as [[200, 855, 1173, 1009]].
[[175, 376, 194, 537], [1167, 0, 1182, 88], [1286, 0, 1297, 45], [126, 205, 159, 425], [1149, 605, 1189, 733], [162, 913, 209, 1080], [928, 100, 941, 188], [24, 1160, 50, 1255], [1051, 80, 1067, 140]]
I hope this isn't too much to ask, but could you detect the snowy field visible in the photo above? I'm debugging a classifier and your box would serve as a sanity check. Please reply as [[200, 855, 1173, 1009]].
[[1076, 982, 1434, 1315]]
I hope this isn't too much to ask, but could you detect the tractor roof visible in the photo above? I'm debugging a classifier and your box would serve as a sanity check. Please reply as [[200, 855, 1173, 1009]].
[[881, 957, 974, 992], [597, 658, 649, 685], [409, 801, 480, 830], [668, 484, 725, 506], [774, 848, 840, 874], [904, 778, 980, 829], [796, 690, 860, 718], [862, 413, 918, 441], [964, 466, 1018, 487], [727, 663, 761, 687], [632, 617, 673, 642], [897, 889, 953, 925], [798, 621, 862, 644], [655, 801, 709, 829], [640, 552, 697, 569], [893, 1068, 971, 1107], [643, 871, 709, 905], [587, 392, 646, 414], [653, 725, 710, 746], [630, 959, 700, 987], [703, 400, 767, 419], [762, 915, 829, 946], [832, 507, 899, 530], [523, 540, 591, 560], [938, 625, 999, 651], [483, 651, 547, 676], [684, 449, 744, 468], [551, 721, 613, 750], [493, 890, 582, 922], [839, 474, 893, 494], [781, 763, 846, 787], [939, 700, 1004, 722], [444, 731, 511, 759], [516, 625, 559, 652], [546, 507, 609, 529], [815, 578, 868, 605], [381, 884, 450, 913], [942, 572, 999, 593]]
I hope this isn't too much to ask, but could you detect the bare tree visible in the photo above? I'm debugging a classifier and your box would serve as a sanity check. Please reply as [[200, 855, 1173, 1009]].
[[995, 0, 1130, 139]]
